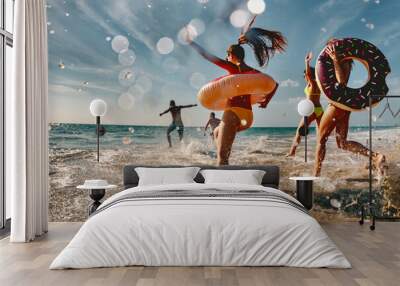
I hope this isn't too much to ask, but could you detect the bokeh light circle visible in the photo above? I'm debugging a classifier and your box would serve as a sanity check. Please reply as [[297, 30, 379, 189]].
[[156, 37, 174, 55], [118, 92, 135, 110], [190, 72, 206, 89], [118, 68, 136, 87], [128, 85, 145, 101], [230, 9, 251, 28], [135, 75, 152, 93], [188, 18, 205, 36], [177, 25, 198, 45], [162, 57, 181, 73], [118, 49, 136, 66], [111, 35, 129, 53], [247, 0, 266, 14]]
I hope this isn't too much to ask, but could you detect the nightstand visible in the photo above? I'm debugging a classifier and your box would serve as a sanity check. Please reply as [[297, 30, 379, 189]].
[[289, 177, 318, 210], [77, 180, 117, 215]]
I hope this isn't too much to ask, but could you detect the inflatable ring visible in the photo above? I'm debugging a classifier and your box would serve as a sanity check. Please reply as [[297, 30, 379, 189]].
[[316, 38, 391, 112], [197, 73, 277, 111]]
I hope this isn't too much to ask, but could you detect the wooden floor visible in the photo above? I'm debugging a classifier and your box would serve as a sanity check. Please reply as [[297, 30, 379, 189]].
[[0, 222, 399, 286]]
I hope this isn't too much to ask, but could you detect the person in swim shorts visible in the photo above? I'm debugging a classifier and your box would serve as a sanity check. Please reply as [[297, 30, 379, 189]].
[[204, 112, 221, 137], [159, 100, 197, 147]]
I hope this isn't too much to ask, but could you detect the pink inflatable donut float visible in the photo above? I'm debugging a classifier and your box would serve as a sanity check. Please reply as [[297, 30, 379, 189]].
[[197, 72, 278, 111], [316, 38, 390, 112]]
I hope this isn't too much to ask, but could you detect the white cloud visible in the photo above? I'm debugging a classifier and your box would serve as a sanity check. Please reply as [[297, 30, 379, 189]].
[[313, 15, 363, 51], [288, 96, 304, 104], [370, 21, 400, 49], [75, 0, 157, 52], [280, 79, 300, 88], [107, 2, 156, 52], [316, 0, 336, 13], [366, 23, 375, 30], [49, 84, 82, 96], [312, 0, 365, 51], [49, 76, 120, 97], [75, 0, 119, 36], [67, 64, 117, 76]]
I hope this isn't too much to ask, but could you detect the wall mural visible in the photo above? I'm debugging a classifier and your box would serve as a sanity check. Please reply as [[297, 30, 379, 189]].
[[47, 0, 400, 222]]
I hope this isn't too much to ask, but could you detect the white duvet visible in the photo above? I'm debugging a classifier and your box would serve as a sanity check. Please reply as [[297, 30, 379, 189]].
[[50, 183, 351, 269]]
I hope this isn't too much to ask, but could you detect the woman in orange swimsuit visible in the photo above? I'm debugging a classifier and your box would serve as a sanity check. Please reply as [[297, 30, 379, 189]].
[[287, 52, 323, 157], [188, 28, 286, 165]]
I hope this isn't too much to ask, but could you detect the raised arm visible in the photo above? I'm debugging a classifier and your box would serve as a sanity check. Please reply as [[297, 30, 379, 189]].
[[180, 104, 197, 109], [258, 83, 279, 109], [304, 52, 313, 82], [190, 41, 237, 73], [325, 44, 349, 85], [159, 108, 170, 116]]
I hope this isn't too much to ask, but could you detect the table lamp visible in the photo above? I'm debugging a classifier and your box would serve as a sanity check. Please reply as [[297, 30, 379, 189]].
[[297, 99, 314, 162], [89, 99, 107, 162]]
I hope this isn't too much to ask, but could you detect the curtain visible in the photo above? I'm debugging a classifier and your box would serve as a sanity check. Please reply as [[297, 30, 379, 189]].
[[8, 0, 49, 242]]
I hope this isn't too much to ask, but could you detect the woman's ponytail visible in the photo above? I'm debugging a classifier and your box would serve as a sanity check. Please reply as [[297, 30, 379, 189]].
[[240, 28, 287, 67]]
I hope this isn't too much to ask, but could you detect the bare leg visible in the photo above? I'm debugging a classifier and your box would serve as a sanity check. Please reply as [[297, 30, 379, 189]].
[[167, 125, 175, 148], [213, 126, 220, 147], [315, 114, 322, 129], [287, 118, 304, 157], [167, 134, 172, 148], [314, 105, 338, 176], [335, 112, 386, 175], [178, 128, 184, 142], [287, 113, 317, 157], [216, 110, 240, 165]]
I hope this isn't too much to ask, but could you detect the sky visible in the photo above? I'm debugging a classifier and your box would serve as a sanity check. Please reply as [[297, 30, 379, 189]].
[[47, 0, 400, 127]]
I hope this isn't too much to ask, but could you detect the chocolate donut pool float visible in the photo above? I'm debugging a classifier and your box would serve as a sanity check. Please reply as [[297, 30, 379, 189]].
[[316, 38, 391, 112]]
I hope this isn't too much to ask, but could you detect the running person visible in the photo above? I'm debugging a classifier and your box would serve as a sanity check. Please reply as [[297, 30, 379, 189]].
[[159, 100, 197, 147], [204, 112, 221, 137], [287, 52, 324, 156], [314, 39, 386, 176], [188, 28, 286, 165]]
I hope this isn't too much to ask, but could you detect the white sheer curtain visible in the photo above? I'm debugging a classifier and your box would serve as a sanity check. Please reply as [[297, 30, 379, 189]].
[[8, 0, 49, 242]]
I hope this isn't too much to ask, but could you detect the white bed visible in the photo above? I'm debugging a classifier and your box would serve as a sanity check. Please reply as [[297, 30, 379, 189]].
[[50, 183, 351, 269]]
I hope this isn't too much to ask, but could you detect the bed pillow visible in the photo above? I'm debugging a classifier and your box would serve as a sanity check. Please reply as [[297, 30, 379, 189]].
[[135, 167, 200, 186], [200, 169, 266, 185]]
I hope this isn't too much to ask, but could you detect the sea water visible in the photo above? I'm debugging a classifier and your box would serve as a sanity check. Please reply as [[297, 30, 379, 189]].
[[49, 123, 397, 150], [48, 123, 400, 220]]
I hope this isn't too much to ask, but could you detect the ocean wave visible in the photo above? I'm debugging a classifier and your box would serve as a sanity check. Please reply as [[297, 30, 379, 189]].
[[180, 139, 210, 156]]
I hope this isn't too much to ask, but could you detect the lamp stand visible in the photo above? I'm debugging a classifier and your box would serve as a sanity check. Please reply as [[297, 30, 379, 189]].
[[359, 94, 400, 230], [304, 116, 308, 163], [96, 116, 100, 162]]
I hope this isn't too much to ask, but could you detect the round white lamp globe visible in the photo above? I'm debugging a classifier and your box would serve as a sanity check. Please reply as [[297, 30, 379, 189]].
[[297, 99, 314, 117], [90, 99, 107, 117]]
